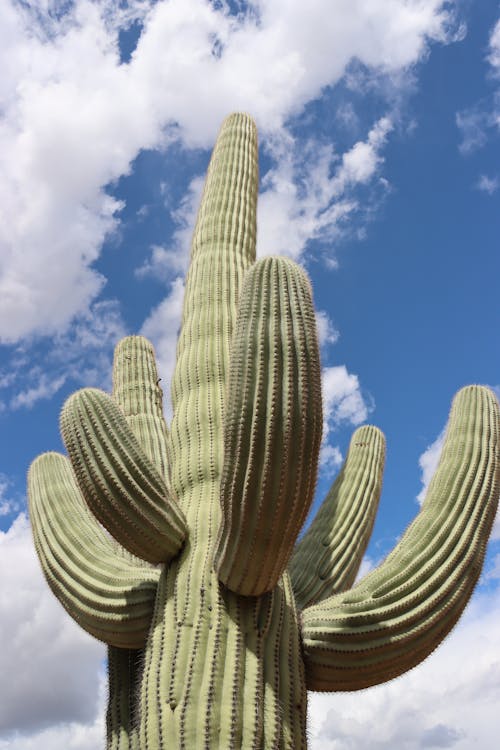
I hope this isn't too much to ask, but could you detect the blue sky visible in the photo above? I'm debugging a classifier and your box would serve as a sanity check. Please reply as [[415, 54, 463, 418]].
[[0, 1, 499, 748]]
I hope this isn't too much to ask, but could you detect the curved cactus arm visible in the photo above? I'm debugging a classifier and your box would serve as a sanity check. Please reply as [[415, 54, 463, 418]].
[[301, 386, 499, 691], [169, 112, 258, 506], [214, 256, 322, 595], [28, 452, 160, 648], [60, 388, 187, 564], [107, 647, 142, 750], [112, 335, 171, 484], [290, 425, 385, 609]]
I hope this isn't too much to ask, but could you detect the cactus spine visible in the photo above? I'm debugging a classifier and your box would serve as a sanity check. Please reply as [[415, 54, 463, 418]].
[[28, 113, 500, 748]]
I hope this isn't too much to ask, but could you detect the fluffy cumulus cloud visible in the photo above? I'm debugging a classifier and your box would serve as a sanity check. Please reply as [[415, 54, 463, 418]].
[[309, 584, 500, 749], [320, 365, 372, 474], [0, 513, 105, 744], [257, 117, 393, 261], [0, 0, 457, 343]]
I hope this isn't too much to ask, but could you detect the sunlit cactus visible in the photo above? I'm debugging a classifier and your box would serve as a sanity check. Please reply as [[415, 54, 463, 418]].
[[28, 113, 500, 749]]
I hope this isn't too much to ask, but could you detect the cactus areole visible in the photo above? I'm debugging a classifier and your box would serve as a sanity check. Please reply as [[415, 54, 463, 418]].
[[28, 114, 500, 749]]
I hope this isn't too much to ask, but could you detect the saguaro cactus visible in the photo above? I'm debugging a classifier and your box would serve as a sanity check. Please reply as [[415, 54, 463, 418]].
[[28, 113, 499, 749]]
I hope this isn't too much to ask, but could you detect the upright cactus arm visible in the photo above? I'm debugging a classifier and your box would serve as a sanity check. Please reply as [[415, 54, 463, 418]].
[[60, 387, 187, 564], [301, 385, 500, 691], [28, 452, 160, 648], [169, 112, 258, 506], [214, 256, 323, 596], [290, 425, 385, 609], [112, 336, 172, 484]]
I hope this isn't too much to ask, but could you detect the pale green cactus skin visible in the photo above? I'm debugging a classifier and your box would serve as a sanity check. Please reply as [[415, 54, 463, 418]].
[[28, 113, 500, 749]]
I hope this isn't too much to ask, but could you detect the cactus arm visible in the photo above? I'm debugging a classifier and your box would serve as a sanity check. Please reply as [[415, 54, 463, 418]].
[[290, 425, 385, 609], [107, 647, 141, 750], [60, 387, 187, 564], [169, 112, 258, 504], [214, 256, 322, 595], [28, 452, 160, 648], [301, 386, 500, 690], [112, 335, 171, 483], [108, 334, 172, 750]]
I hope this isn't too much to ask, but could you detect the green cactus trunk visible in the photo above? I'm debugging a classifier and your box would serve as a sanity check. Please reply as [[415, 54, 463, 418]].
[[137, 114, 308, 747], [28, 113, 500, 749]]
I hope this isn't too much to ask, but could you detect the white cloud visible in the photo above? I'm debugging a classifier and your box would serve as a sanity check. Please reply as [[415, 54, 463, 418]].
[[475, 174, 499, 195], [0, 713, 105, 750], [417, 427, 445, 505], [1, 300, 126, 412], [456, 107, 490, 154], [456, 11, 500, 154], [0, 513, 105, 737], [10, 373, 66, 410], [487, 17, 500, 73], [319, 443, 343, 477], [316, 311, 340, 348], [0, 0, 458, 343], [319, 364, 372, 476], [136, 174, 204, 282], [322, 365, 370, 428], [309, 583, 500, 749], [140, 276, 185, 421], [0, 475, 21, 517], [257, 118, 392, 262]]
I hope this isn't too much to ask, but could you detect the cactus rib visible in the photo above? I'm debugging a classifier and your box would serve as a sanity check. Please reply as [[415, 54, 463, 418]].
[[28, 452, 159, 648], [215, 256, 322, 595], [302, 385, 500, 690], [290, 424, 385, 608], [60, 388, 187, 564]]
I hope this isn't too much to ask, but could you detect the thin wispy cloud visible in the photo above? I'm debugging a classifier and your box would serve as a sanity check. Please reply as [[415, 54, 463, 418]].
[[475, 174, 499, 194], [456, 10, 500, 155]]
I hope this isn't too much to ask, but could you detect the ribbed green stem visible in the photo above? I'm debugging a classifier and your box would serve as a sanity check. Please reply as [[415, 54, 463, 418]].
[[107, 648, 141, 750], [138, 115, 308, 747], [302, 386, 500, 690], [169, 112, 258, 505], [139, 567, 306, 748], [290, 425, 385, 608], [215, 257, 322, 595], [61, 388, 187, 564], [108, 335, 171, 750], [112, 336, 171, 483], [28, 452, 159, 648]]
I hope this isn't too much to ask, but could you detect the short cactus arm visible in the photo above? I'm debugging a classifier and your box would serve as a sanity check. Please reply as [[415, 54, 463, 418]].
[[290, 425, 385, 609], [302, 386, 499, 691], [112, 335, 171, 483], [214, 256, 322, 595], [28, 452, 160, 648], [60, 388, 187, 564]]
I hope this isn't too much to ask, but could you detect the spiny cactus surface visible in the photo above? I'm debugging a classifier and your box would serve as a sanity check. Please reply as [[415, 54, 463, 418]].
[[28, 113, 500, 749]]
